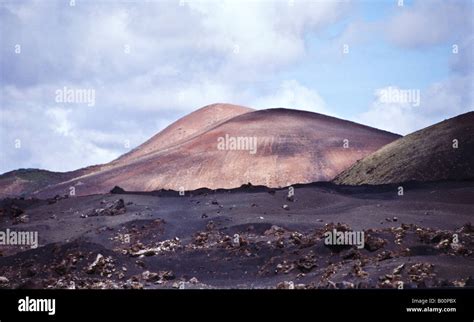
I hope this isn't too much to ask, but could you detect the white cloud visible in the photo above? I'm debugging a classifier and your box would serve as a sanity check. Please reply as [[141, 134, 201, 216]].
[[357, 75, 473, 135], [357, 88, 425, 135], [356, 0, 473, 135], [187, 0, 347, 63], [251, 80, 332, 115], [0, 97, 123, 172], [46, 108, 73, 136], [0, 0, 349, 173], [385, 0, 472, 48]]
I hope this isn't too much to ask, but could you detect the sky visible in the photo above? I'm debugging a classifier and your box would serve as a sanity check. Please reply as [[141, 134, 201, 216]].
[[0, 0, 473, 173]]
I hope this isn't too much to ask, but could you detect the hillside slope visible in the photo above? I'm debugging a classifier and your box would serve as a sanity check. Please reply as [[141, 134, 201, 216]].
[[333, 112, 474, 185]]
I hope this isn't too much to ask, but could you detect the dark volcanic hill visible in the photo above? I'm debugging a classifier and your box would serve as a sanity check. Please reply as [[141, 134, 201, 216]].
[[1, 103, 400, 198], [333, 112, 474, 185], [0, 166, 101, 198]]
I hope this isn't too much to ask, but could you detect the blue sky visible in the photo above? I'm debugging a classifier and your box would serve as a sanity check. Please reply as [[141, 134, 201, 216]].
[[0, 0, 473, 173]]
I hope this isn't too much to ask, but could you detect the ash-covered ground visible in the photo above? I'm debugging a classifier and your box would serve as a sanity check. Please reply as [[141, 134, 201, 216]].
[[0, 181, 473, 289]]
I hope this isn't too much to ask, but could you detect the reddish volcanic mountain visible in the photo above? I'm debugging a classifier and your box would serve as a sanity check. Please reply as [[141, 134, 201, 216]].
[[110, 103, 254, 166], [1, 104, 400, 197]]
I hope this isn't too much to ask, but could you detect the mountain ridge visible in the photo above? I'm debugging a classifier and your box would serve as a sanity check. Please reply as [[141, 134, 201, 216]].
[[1, 104, 402, 198]]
